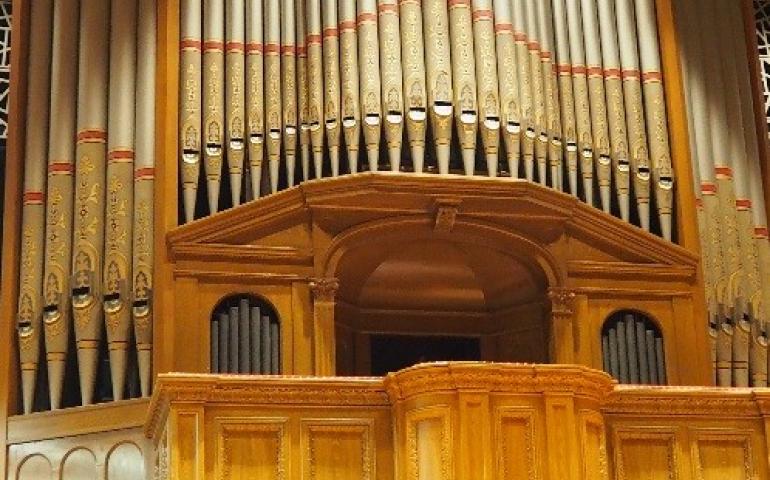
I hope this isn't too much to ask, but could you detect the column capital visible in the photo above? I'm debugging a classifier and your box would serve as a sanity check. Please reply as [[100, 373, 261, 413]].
[[309, 277, 339, 302]]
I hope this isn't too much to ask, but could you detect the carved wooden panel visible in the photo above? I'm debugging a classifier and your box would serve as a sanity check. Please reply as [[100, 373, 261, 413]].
[[612, 428, 679, 480], [215, 418, 289, 480], [405, 406, 453, 480], [691, 431, 755, 480], [301, 419, 374, 480], [493, 407, 541, 480], [579, 411, 609, 480], [7, 427, 150, 480]]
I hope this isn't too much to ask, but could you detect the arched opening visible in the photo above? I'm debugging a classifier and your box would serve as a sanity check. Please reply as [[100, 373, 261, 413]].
[[601, 310, 666, 385], [332, 232, 551, 376], [210, 294, 281, 374]]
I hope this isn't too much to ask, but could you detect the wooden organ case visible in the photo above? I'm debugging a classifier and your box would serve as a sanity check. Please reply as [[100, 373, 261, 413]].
[[2, 0, 770, 478]]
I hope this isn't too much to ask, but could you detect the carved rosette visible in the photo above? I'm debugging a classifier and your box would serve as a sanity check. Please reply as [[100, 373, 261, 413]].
[[548, 287, 576, 320], [309, 277, 339, 303]]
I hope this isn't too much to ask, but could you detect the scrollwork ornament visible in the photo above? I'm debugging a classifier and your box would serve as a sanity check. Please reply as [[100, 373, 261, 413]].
[[309, 277, 339, 302]]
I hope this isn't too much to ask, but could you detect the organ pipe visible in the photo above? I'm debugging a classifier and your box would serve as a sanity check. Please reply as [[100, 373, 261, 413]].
[[307, 0, 325, 176], [524, 0, 546, 183], [203, 0, 225, 213], [339, 0, 361, 173], [423, 0, 454, 174], [246, 0, 265, 197], [72, 0, 110, 406], [551, 0, 578, 195], [491, 0, 520, 178], [323, 0, 342, 176], [134, 0, 157, 398], [472, 0, 500, 177], [511, 0, 532, 180], [266, 0, 283, 191], [180, 0, 202, 222], [18, 0, 53, 414], [43, 0, 78, 410], [400, 0, 427, 172], [297, 0, 310, 181], [104, 0, 137, 401], [358, 0, 383, 172], [379, 0, 404, 171], [539, 0, 562, 190], [282, 0, 298, 186], [227, 0, 247, 202], [450, 0, 478, 176]]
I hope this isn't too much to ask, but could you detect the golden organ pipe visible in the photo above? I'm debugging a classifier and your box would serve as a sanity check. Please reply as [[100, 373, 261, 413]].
[[399, 0, 428, 172], [471, 0, 500, 177], [615, 0, 651, 229], [282, 0, 298, 186], [134, 0, 156, 398], [511, 0, 532, 180], [17, 0, 53, 414], [43, 0, 78, 410], [378, 0, 404, 171], [597, 0, 630, 221], [104, 0, 137, 402], [227, 0, 247, 203], [297, 0, 311, 181], [308, 0, 326, 176], [358, 0, 382, 172], [266, 0, 283, 192], [449, 0, 478, 176], [246, 0, 265, 197], [552, 0, 578, 195], [634, 0, 673, 240], [491, 0, 520, 178], [203, 0, 225, 213], [339, 0, 361, 174], [538, 0, 562, 190], [524, 0, 545, 183], [180, 0, 203, 222], [580, 0, 612, 213], [564, 0, 595, 207], [423, 0, 454, 174], [323, 0, 342, 176], [72, 0, 110, 406]]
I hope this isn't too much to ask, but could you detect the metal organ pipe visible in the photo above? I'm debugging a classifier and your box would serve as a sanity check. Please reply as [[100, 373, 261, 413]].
[[524, 0, 546, 183], [450, 0, 478, 176], [551, 0, 578, 195], [538, 0, 562, 191], [246, 0, 265, 196], [227, 0, 247, 202], [203, 0, 225, 213], [323, 0, 342, 176], [511, 0, 533, 180], [180, 0, 203, 222], [266, 0, 283, 191], [378, 0, 404, 171], [400, 0, 427, 173], [358, 0, 383, 172], [307, 0, 325, 177], [472, 0, 500, 178], [282, 0, 298, 186], [339, 0, 361, 173], [297, 0, 311, 181], [423, 0, 454, 174], [491, 0, 520, 178]]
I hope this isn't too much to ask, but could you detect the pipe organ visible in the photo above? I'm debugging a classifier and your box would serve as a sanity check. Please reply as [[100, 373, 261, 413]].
[[601, 311, 667, 385], [15, 1, 157, 413], [677, 0, 770, 387], [178, 0, 678, 239]]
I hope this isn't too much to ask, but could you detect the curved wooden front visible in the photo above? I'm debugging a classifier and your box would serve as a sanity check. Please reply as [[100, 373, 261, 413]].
[[146, 363, 770, 480]]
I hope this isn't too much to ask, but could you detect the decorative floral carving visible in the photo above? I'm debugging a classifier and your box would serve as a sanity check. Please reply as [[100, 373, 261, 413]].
[[309, 277, 339, 302]]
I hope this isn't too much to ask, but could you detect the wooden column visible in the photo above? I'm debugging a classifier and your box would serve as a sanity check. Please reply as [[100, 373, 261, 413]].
[[310, 277, 338, 376], [548, 287, 576, 364]]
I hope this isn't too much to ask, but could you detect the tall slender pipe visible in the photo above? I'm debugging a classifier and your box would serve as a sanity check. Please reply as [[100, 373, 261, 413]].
[[472, 0, 500, 177], [552, 0, 578, 195], [297, 0, 311, 181], [450, 0, 478, 176], [227, 0, 247, 202], [524, 0, 545, 183], [282, 0, 298, 186], [203, 0, 225, 213], [358, 0, 382, 172], [539, 0, 562, 190], [339, 0, 361, 173], [400, 0, 428, 172], [378, 0, 404, 171], [180, 0, 203, 221], [266, 0, 283, 192], [246, 0, 265, 196], [423, 0, 454, 173], [511, 0, 533, 179], [492, 0, 520, 178], [323, 0, 342, 176], [308, 0, 326, 176]]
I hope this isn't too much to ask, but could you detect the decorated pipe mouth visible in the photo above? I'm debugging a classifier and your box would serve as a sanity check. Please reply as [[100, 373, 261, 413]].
[[206, 142, 223, 155], [432, 101, 452, 116], [386, 111, 403, 123], [43, 303, 61, 324], [249, 133, 264, 144], [132, 297, 152, 318], [364, 113, 381, 126], [408, 107, 427, 121], [104, 291, 124, 314], [342, 116, 357, 127], [72, 285, 95, 309], [182, 149, 200, 163], [506, 120, 521, 133], [229, 137, 245, 149]]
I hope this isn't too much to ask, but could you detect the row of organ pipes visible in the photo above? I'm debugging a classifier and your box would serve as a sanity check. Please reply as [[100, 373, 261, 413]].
[[676, 0, 770, 387], [16, 0, 156, 413], [180, 0, 676, 240], [601, 312, 667, 385]]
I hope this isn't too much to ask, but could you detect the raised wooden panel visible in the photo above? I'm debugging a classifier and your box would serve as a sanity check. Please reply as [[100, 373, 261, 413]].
[[580, 411, 609, 480], [301, 419, 374, 480], [405, 406, 453, 480], [106, 442, 145, 480], [61, 448, 98, 480], [493, 407, 540, 480], [215, 418, 289, 480], [613, 429, 679, 480], [15, 454, 52, 480], [692, 432, 754, 480]]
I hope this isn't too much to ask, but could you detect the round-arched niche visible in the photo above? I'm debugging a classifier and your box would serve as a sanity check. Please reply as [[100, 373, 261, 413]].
[[332, 235, 550, 376]]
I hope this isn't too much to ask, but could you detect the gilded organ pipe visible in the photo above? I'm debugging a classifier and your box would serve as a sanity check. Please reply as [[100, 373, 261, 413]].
[[449, 0, 478, 176], [358, 0, 383, 172], [104, 0, 137, 401], [180, 0, 202, 222], [511, 0, 533, 180], [134, 0, 157, 397], [246, 0, 265, 196], [491, 0, 521, 178], [266, 0, 283, 191], [227, 0, 247, 202], [203, 0, 225, 213], [551, 0, 579, 195], [378, 0, 404, 171], [323, 0, 342, 176], [18, 0, 53, 414], [72, 0, 110, 406], [538, 0, 562, 190], [423, 0, 454, 174], [339, 0, 361, 173], [43, 0, 78, 410], [297, 0, 311, 181], [400, 0, 427, 173], [472, 0, 501, 178], [308, 0, 326, 176], [282, 0, 298, 186], [524, 0, 546, 183]]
